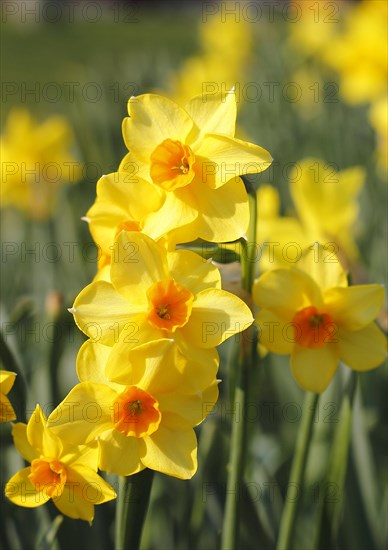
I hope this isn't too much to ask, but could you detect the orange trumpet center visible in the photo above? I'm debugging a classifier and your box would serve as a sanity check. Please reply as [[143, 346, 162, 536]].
[[113, 386, 161, 438], [292, 306, 335, 349], [150, 139, 195, 191], [146, 279, 194, 332], [28, 458, 67, 498]]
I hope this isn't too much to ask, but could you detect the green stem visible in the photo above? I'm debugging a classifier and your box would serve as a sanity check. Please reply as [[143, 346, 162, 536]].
[[115, 469, 154, 550], [221, 192, 257, 550], [276, 392, 319, 550]]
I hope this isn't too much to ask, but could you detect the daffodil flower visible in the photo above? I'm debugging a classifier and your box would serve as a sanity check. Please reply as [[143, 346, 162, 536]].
[[119, 91, 272, 242], [84, 171, 165, 275], [0, 109, 81, 220], [48, 340, 219, 479], [5, 405, 116, 522], [0, 370, 17, 422], [70, 231, 254, 362], [255, 162, 365, 269], [253, 246, 386, 393]]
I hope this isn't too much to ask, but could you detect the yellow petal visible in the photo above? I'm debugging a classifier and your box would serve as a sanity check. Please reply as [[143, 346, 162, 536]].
[[110, 232, 169, 302], [253, 268, 322, 320], [338, 323, 387, 371], [76, 340, 112, 383], [324, 285, 384, 330], [141, 414, 197, 479], [87, 172, 163, 256], [192, 176, 250, 242], [48, 383, 117, 444], [61, 441, 99, 470], [98, 431, 144, 476], [65, 464, 116, 507], [122, 94, 194, 163], [72, 280, 135, 345], [290, 345, 340, 393], [5, 468, 50, 508], [27, 405, 62, 458], [0, 370, 16, 395], [181, 288, 253, 348], [158, 386, 218, 427], [184, 89, 236, 145], [12, 423, 38, 462], [168, 249, 221, 292], [197, 134, 272, 189], [53, 484, 94, 522], [296, 243, 348, 291], [255, 310, 294, 355], [142, 188, 198, 241], [0, 393, 16, 422]]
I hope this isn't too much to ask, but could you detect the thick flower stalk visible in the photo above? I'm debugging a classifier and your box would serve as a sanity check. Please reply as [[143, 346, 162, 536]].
[[70, 231, 254, 365], [254, 245, 386, 392], [0, 370, 17, 422], [118, 91, 272, 243], [5, 405, 116, 522], [0, 108, 81, 220], [48, 339, 219, 479]]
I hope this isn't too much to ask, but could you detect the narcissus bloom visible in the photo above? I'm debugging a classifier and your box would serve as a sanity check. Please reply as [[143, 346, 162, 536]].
[[84, 172, 165, 275], [255, 161, 365, 268], [0, 109, 82, 220], [322, 0, 387, 104], [70, 231, 254, 361], [49, 340, 219, 479], [5, 405, 116, 522], [119, 91, 272, 242], [253, 246, 386, 393], [0, 370, 17, 422]]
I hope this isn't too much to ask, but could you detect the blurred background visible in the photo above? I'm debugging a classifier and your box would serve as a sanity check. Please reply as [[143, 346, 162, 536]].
[[1, 1, 387, 549]]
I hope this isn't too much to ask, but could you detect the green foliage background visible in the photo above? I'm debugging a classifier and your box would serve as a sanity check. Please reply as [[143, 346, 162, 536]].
[[1, 2, 387, 549]]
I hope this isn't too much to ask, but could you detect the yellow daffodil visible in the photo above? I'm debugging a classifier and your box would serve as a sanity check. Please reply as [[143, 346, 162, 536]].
[[256, 162, 365, 269], [5, 405, 116, 522], [0, 370, 17, 422], [48, 339, 219, 479], [290, 160, 365, 261], [119, 91, 272, 243], [170, 16, 253, 106], [288, 0, 339, 55], [84, 172, 165, 274], [70, 231, 254, 360], [253, 245, 386, 393], [322, 0, 387, 105], [1, 108, 82, 220]]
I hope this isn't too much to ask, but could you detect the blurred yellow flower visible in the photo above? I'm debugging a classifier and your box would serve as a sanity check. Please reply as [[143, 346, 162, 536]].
[[0, 370, 17, 422], [322, 0, 387, 105], [5, 405, 116, 522], [256, 160, 365, 269], [119, 91, 272, 243], [70, 231, 253, 358], [49, 339, 219, 479], [171, 16, 253, 105], [288, 0, 339, 55], [1, 108, 81, 220], [253, 245, 386, 393]]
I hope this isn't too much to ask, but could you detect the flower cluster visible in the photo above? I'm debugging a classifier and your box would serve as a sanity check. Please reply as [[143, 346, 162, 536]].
[[5, 91, 270, 520]]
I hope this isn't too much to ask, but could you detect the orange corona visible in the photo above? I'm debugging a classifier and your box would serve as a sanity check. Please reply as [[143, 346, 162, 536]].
[[113, 386, 161, 438], [292, 306, 335, 349], [150, 139, 196, 191]]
